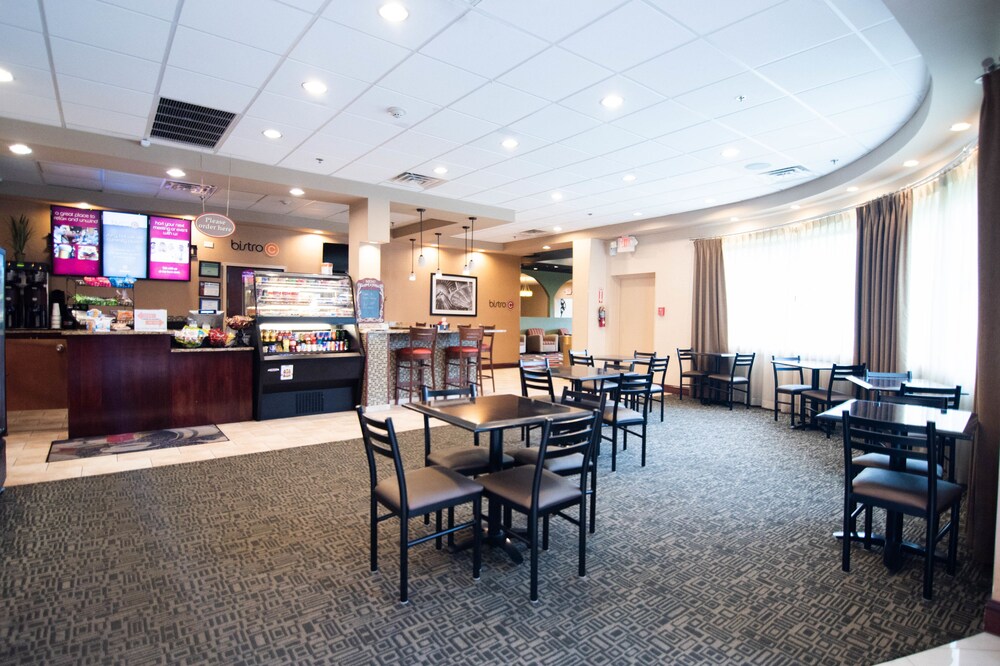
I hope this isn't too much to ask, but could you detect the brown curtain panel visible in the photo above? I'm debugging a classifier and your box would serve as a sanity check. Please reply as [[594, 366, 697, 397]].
[[968, 70, 1000, 564], [853, 191, 911, 372], [691, 238, 728, 355]]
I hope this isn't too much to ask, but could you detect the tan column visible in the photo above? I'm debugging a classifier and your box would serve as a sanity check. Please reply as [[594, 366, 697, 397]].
[[349, 197, 390, 280], [572, 237, 608, 354]]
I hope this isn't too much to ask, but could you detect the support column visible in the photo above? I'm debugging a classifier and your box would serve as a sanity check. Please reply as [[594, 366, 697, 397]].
[[349, 197, 390, 280], [572, 238, 608, 354]]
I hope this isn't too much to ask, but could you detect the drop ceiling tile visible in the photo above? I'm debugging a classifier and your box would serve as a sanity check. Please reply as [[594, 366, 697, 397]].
[[42, 174, 105, 191], [277, 149, 350, 174], [345, 86, 443, 130], [601, 140, 681, 169], [45, 0, 171, 61], [640, 154, 715, 179], [318, 112, 404, 144], [624, 39, 744, 98], [498, 47, 613, 103], [450, 81, 548, 126], [41, 162, 102, 178], [559, 76, 666, 122], [852, 125, 907, 151], [56, 75, 152, 117], [217, 135, 295, 165], [796, 69, 914, 117], [294, 201, 351, 219], [467, 130, 548, 156], [51, 38, 163, 92], [159, 66, 256, 112], [413, 109, 498, 144], [478, 0, 624, 41], [560, 155, 629, 179], [560, 125, 645, 156], [436, 145, 509, 171], [100, 0, 180, 21], [62, 103, 148, 138], [827, 95, 919, 135], [103, 171, 164, 196], [862, 20, 922, 64], [610, 100, 705, 141], [561, 1, 695, 73], [0, 90, 61, 124], [707, 0, 851, 68], [645, 0, 785, 36], [656, 121, 742, 153], [757, 35, 887, 94], [752, 118, 845, 152], [463, 189, 516, 206], [479, 158, 551, 180], [6, 64, 57, 99], [451, 168, 516, 189], [290, 19, 409, 83], [168, 27, 281, 89], [832, 0, 894, 30], [227, 116, 311, 145], [294, 133, 376, 163], [247, 93, 339, 132], [519, 143, 594, 169], [324, 0, 466, 50], [377, 54, 487, 107], [784, 136, 869, 172], [0, 156, 43, 185], [509, 170, 585, 194], [893, 57, 929, 95], [674, 71, 787, 118], [179, 0, 312, 54], [248, 194, 312, 214], [0, 25, 51, 69], [717, 97, 815, 137], [426, 181, 485, 199], [1, 0, 43, 31], [380, 131, 461, 161], [203, 190, 269, 207], [562, 179, 622, 197], [420, 11, 546, 79], [336, 161, 402, 183], [508, 105, 601, 143]]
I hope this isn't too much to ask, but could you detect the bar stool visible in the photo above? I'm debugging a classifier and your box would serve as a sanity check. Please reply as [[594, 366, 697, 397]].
[[395, 327, 437, 403], [480, 324, 496, 393], [445, 326, 483, 391]]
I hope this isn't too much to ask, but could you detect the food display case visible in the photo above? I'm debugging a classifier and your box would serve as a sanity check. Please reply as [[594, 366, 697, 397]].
[[251, 271, 363, 420]]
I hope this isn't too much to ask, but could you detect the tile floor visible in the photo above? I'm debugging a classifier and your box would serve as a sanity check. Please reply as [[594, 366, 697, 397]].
[[2, 367, 997, 665]]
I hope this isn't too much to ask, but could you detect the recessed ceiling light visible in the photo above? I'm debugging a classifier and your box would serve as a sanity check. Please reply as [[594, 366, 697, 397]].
[[433, 166, 448, 175], [553, 226, 562, 231], [302, 80, 327, 95], [542, 245, 551, 250], [289, 187, 305, 196], [633, 211, 642, 216], [903, 159, 919, 167], [501, 137, 519, 150], [551, 192, 563, 201], [622, 173, 636, 182], [0, 68, 13, 83], [704, 198, 716, 204], [790, 204, 800, 210], [262, 128, 282, 139], [730, 216, 739, 222], [601, 94, 624, 109], [950, 122, 971, 132], [721, 147, 741, 159], [166, 168, 186, 178], [378, 2, 408, 22], [846, 186, 859, 192], [9, 143, 31, 155]]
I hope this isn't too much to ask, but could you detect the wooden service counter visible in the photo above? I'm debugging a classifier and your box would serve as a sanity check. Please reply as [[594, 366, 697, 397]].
[[8, 330, 253, 438]]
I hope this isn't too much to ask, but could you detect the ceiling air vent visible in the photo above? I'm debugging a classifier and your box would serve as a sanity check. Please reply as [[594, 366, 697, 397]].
[[520, 229, 548, 236], [162, 180, 217, 198], [150, 97, 237, 148], [386, 171, 444, 191], [761, 165, 811, 179]]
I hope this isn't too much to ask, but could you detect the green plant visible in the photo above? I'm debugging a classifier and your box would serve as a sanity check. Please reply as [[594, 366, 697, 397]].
[[8, 214, 33, 262]]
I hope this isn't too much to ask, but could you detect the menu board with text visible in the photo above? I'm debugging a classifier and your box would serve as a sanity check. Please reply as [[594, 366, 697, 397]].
[[148, 216, 191, 281], [52, 206, 101, 276], [101, 211, 148, 279]]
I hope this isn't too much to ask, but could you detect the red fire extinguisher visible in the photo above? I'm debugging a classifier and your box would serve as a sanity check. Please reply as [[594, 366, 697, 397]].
[[597, 306, 606, 328]]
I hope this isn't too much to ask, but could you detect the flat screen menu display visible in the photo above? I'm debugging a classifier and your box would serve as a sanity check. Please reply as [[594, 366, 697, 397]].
[[52, 206, 101, 277], [148, 216, 191, 281], [101, 211, 149, 279]]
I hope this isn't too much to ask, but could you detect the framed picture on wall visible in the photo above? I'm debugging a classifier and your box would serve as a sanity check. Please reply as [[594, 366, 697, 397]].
[[430, 273, 477, 317], [199, 298, 221, 311], [198, 260, 221, 278], [199, 281, 221, 297]]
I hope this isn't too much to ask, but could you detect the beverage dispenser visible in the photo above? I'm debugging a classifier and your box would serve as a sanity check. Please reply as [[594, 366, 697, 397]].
[[5, 262, 49, 329]]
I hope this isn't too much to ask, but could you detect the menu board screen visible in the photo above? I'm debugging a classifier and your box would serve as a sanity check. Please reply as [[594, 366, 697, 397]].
[[148, 216, 191, 281], [101, 211, 148, 279], [51, 206, 101, 276]]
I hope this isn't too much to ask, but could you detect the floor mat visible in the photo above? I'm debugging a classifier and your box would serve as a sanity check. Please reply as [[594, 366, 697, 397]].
[[47, 424, 228, 461]]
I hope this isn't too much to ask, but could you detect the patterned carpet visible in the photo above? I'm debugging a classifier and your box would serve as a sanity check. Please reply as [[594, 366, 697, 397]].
[[0, 398, 989, 665]]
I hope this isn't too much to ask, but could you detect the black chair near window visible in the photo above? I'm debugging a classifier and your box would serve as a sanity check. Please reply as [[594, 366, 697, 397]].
[[866, 370, 912, 382], [421, 384, 513, 477], [520, 358, 556, 402], [772, 355, 810, 426], [478, 409, 603, 602], [879, 383, 963, 481], [801, 363, 866, 436], [603, 373, 653, 472], [634, 353, 669, 422], [841, 412, 963, 600], [356, 406, 483, 604], [569, 349, 593, 366], [677, 348, 707, 401], [706, 352, 755, 410]]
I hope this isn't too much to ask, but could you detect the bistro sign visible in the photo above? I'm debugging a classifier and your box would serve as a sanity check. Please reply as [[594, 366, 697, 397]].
[[194, 213, 236, 238]]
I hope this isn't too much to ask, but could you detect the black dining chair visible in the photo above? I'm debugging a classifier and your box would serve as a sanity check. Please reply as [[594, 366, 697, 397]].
[[634, 353, 669, 422], [603, 373, 653, 472], [706, 352, 755, 410], [676, 348, 707, 401], [879, 383, 963, 481], [841, 412, 963, 600], [801, 363, 866, 436], [478, 409, 602, 602], [520, 358, 556, 401], [421, 384, 513, 477], [772, 355, 810, 426], [356, 406, 483, 604], [569, 350, 593, 366], [866, 370, 912, 382]]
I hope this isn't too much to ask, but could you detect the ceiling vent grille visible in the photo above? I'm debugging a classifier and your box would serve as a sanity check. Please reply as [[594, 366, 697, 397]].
[[162, 180, 217, 198], [761, 165, 811, 179], [520, 229, 548, 236], [386, 171, 445, 191], [150, 97, 237, 148]]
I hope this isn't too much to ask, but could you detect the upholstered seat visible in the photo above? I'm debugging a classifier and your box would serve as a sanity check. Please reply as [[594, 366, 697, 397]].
[[510, 448, 587, 475], [375, 465, 485, 514], [852, 453, 943, 478], [479, 467, 579, 513], [852, 467, 962, 512]]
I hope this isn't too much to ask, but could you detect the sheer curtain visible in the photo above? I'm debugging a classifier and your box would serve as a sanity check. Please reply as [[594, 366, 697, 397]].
[[723, 211, 857, 409], [900, 152, 978, 406]]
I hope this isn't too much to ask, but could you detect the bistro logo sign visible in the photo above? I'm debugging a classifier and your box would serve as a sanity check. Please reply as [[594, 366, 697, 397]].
[[194, 213, 236, 238], [231, 239, 279, 257], [489, 299, 515, 309]]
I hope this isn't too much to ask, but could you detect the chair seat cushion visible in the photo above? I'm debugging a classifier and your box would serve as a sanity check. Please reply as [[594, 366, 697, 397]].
[[479, 467, 580, 513], [853, 452, 943, 478], [604, 404, 644, 425], [445, 346, 479, 355], [648, 384, 664, 394], [708, 373, 748, 383], [510, 447, 588, 474], [852, 468, 962, 512], [800, 389, 852, 403], [397, 347, 432, 358], [375, 466, 483, 515], [776, 383, 811, 393], [428, 448, 513, 476], [681, 370, 708, 377]]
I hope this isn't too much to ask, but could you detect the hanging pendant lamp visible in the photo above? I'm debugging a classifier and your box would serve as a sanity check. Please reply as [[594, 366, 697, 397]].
[[434, 232, 442, 276], [417, 208, 426, 267], [408, 238, 416, 281], [467, 217, 476, 270], [461, 226, 470, 276]]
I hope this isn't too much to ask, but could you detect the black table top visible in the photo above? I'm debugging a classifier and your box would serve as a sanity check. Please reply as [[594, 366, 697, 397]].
[[815, 399, 977, 439], [845, 376, 960, 393], [404, 393, 586, 433], [550, 366, 638, 382], [590, 354, 641, 363]]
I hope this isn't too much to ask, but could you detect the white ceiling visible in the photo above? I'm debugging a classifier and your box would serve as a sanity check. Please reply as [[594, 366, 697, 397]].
[[0, 0, 993, 247]]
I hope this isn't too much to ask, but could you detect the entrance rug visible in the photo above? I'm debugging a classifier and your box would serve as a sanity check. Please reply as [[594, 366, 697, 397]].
[[47, 425, 228, 462]]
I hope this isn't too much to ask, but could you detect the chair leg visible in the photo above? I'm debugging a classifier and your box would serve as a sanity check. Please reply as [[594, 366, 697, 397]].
[[842, 495, 853, 573], [529, 511, 540, 603], [542, 515, 550, 550], [659, 395, 664, 422], [924, 512, 937, 600], [399, 518, 409, 604], [640, 421, 647, 467], [370, 499, 379, 573], [472, 497, 482, 581], [589, 469, 597, 534], [611, 425, 618, 472], [579, 498, 587, 578], [947, 502, 959, 575], [774, 392, 779, 421], [435, 510, 443, 549]]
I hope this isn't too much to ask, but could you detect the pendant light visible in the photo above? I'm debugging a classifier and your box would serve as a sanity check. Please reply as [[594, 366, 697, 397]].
[[408, 238, 416, 281], [434, 232, 442, 276], [467, 216, 476, 270], [461, 225, 470, 276], [416, 208, 426, 267]]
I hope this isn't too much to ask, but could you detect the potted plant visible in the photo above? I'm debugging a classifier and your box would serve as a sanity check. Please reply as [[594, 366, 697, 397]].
[[7, 214, 32, 262]]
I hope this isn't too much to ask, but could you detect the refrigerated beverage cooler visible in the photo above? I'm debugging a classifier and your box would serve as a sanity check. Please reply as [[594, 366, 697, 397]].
[[250, 272, 364, 420], [5, 262, 49, 329]]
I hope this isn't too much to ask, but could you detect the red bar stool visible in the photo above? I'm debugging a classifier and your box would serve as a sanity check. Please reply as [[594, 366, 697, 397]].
[[445, 326, 483, 391], [395, 327, 437, 403]]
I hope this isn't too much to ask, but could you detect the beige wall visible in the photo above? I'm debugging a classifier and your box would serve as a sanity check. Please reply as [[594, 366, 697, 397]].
[[520, 275, 548, 316]]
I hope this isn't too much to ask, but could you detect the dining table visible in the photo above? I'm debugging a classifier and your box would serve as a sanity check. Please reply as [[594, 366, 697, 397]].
[[589, 353, 642, 364], [845, 375, 960, 398], [817, 399, 978, 570], [549, 365, 639, 391], [404, 393, 587, 563]]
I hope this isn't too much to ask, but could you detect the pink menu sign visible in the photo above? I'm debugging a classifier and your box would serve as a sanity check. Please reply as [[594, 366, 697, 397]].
[[149, 216, 191, 281], [51, 206, 101, 276]]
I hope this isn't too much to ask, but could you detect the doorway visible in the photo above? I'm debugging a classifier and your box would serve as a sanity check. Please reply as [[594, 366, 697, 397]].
[[614, 274, 654, 355]]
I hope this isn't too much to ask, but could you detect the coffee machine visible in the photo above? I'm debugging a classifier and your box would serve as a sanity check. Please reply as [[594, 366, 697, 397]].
[[5, 262, 49, 329]]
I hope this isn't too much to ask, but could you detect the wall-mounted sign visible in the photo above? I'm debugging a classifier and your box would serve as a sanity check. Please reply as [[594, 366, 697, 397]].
[[355, 278, 385, 323], [616, 235, 638, 253], [658, 306, 665, 317], [194, 213, 236, 238], [488, 299, 515, 309]]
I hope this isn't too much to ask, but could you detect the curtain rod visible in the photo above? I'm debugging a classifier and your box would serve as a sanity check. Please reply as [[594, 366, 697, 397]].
[[690, 141, 978, 242]]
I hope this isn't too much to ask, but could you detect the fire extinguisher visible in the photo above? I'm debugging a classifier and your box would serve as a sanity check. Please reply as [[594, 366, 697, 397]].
[[597, 306, 606, 328]]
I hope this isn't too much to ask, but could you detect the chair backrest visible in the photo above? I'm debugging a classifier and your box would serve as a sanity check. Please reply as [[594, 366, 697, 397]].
[[828, 363, 866, 400], [633, 350, 655, 360], [866, 370, 912, 381], [531, 410, 603, 499], [457, 325, 484, 348], [420, 384, 477, 459], [525, 327, 545, 337], [520, 362, 556, 400], [356, 406, 406, 503], [677, 347, 699, 372], [570, 351, 594, 367], [614, 373, 653, 416], [772, 355, 804, 385], [408, 326, 437, 350], [882, 383, 962, 409], [520, 357, 550, 369], [560, 386, 608, 414], [603, 359, 635, 372], [729, 352, 755, 380], [636, 355, 669, 383]]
